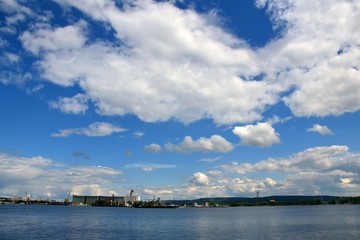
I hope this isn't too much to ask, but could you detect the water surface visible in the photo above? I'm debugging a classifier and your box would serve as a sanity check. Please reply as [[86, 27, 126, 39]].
[[1, 205, 359, 239]]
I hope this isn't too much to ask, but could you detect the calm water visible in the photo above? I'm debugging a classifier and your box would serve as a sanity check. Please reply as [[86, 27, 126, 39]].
[[0, 205, 359, 239]]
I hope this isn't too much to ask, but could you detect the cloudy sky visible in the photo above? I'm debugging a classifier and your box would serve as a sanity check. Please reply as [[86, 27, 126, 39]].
[[1, 0, 359, 201]]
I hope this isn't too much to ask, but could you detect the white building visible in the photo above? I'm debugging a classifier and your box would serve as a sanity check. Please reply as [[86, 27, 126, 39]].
[[124, 189, 140, 205]]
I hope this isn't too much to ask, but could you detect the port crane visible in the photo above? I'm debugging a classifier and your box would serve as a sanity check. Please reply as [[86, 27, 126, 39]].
[[64, 192, 71, 205]]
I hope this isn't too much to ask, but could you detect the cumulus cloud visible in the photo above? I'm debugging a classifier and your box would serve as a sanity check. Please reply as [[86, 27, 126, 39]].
[[233, 122, 280, 147], [0, 0, 33, 15], [164, 135, 234, 153], [230, 177, 277, 195], [0, 152, 123, 199], [283, 170, 358, 195], [144, 143, 162, 153], [51, 122, 126, 137], [136, 175, 278, 200], [29, 0, 281, 124], [191, 172, 210, 186], [20, 22, 87, 54], [221, 145, 357, 174], [144, 145, 360, 199], [4, 144, 357, 201], [307, 124, 334, 135], [139, 171, 278, 199], [218, 145, 360, 195], [2, 0, 359, 124], [0, 0, 33, 28], [257, 0, 360, 117], [49, 93, 89, 115], [125, 163, 176, 172]]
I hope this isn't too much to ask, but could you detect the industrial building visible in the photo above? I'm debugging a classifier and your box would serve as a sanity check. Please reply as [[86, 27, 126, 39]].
[[72, 189, 140, 206]]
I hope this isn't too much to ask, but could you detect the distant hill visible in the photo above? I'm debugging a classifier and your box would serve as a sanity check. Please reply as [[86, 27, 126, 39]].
[[165, 195, 358, 206]]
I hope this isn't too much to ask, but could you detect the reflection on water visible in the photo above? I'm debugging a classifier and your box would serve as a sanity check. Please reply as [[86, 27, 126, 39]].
[[0, 205, 359, 239]]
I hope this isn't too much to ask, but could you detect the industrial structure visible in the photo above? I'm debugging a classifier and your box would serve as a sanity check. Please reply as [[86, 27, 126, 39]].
[[72, 189, 140, 206]]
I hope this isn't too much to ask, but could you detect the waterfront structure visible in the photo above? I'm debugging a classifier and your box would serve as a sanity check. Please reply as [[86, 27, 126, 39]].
[[124, 189, 141, 205], [72, 190, 140, 206], [0, 197, 12, 204]]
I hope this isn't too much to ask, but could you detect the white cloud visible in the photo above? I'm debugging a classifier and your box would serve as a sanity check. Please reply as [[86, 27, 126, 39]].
[[282, 170, 358, 195], [144, 145, 360, 199], [218, 145, 360, 195], [230, 177, 278, 195], [0, 0, 33, 28], [4, 145, 357, 200], [0, 37, 8, 47], [133, 130, 144, 138], [143, 187, 177, 198], [0, 26, 16, 34], [221, 145, 357, 174], [34, 0, 281, 124], [125, 163, 176, 172], [138, 171, 279, 199], [191, 172, 210, 186], [6, 13, 26, 24], [267, 115, 292, 125], [197, 156, 222, 163], [307, 124, 334, 135], [257, 0, 360, 117], [49, 93, 89, 115], [3, 0, 360, 124], [20, 22, 87, 54], [0, 71, 32, 85], [207, 170, 223, 177], [51, 122, 126, 137], [164, 135, 234, 153], [26, 84, 44, 94], [0, 0, 33, 15], [4, 52, 19, 63], [233, 122, 280, 147], [0, 152, 123, 200], [144, 143, 162, 153]]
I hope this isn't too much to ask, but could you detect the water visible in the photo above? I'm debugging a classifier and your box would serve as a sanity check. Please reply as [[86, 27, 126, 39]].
[[0, 205, 359, 239]]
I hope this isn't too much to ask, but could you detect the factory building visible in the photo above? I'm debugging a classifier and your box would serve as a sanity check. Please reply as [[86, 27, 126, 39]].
[[72, 190, 140, 206]]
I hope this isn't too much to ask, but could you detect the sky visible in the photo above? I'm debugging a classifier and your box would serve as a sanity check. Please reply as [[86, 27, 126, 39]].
[[0, 0, 359, 201]]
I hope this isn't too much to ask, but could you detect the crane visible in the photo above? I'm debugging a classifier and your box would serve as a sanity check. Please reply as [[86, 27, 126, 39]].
[[64, 192, 71, 205]]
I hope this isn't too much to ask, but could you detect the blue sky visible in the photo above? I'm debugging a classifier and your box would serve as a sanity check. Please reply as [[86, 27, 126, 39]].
[[1, 0, 359, 201]]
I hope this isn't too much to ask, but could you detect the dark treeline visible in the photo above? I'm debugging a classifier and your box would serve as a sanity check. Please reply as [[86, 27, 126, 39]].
[[166, 196, 360, 207]]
